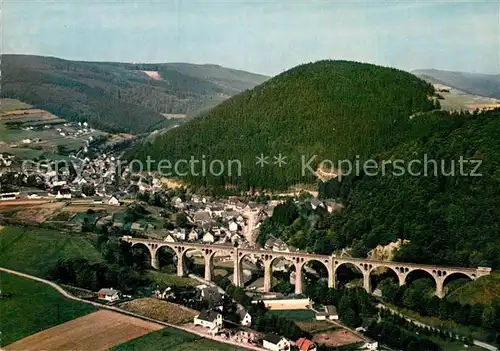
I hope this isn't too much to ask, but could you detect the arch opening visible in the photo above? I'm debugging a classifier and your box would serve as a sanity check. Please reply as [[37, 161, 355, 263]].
[[182, 248, 207, 276], [335, 262, 364, 289], [302, 259, 330, 291], [237, 253, 264, 290], [404, 269, 437, 290], [269, 256, 297, 295], [156, 245, 178, 273], [442, 272, 473, 297], [369, 266, 400, 298], [131, 242, 152, 269]]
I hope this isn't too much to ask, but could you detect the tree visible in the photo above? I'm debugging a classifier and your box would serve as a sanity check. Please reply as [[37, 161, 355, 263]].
[[342, 307, 362, 327], [175, 213, 189, 228]]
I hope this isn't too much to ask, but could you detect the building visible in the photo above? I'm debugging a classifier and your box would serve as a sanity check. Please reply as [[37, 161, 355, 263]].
[[324, 305, 339, 320], [361, 340, 378, 350], [97, 288, 121, 302], [296, 337, 317, 351], [316, 305, 338, 320], [262, 334, 290, 351], [203, 232, 215, 243], [164, 234, 177, 242], [228, 221, 238, 232], [193, 310, 223, 329], [107, 195, 120, 206], [237, 307, 252, 327]]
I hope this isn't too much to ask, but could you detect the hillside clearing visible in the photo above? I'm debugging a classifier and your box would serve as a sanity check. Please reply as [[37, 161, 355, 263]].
[[5, 310, 162, 351]]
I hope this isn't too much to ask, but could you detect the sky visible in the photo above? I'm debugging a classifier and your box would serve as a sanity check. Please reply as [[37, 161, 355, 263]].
[[2, 0, 499, 76]]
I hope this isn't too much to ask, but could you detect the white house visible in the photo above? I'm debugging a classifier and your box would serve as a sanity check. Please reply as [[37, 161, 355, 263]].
[[324, 305, 339, 320], [193, 310, 223, 329], [237, 308, 252, 327], [107, 195, 120, 206], [316, 305, 338, 320], [203, 232, 215, 243], [173, 228, 186, 241], [263, 334, 290, 351], [361, 340, 378, 350], [97, 288, 121, 302], [228, 221, 238, 232], [164, 234, 177, 242]]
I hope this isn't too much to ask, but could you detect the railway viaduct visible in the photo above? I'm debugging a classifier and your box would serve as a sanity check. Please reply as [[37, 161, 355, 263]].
[[121, 236, 492, 298]]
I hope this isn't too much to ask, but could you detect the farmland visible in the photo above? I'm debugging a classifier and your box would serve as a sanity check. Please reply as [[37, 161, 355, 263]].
[[0, 225, 102, 277], [0, 272, 96, 347], [112, 327, 247, 351], [436, 88, 500, 112], [118, 298, 198, 325], [0, 98, 130, 158], [5, 310, 163, 351]]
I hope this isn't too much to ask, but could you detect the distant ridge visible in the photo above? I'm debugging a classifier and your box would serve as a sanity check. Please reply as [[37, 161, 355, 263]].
[[0, 55, 269, 134], [413, 68, 500, 99]]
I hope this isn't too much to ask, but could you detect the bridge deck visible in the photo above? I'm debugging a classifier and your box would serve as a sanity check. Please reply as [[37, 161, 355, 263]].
[[123, 237, 488, 273]]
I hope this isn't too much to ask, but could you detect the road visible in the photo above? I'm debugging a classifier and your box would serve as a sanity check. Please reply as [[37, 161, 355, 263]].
[[0, 267, 265, 351], [377, 303, 499, 351]]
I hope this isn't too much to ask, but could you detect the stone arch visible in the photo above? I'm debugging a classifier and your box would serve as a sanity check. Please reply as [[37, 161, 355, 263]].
[[442, 271, 473, 296], [334, 261, 365, 290], [301, 258, 333, 291], [404, 269, 437, 289], [302, 258, 331, 278], [130, 242, 154, 268], [155, 244, 178, 271], [267, 255, 298, 294], [181, 247, 209, 277], [369, 265, 401, 295], [236, 252, 264, 288]]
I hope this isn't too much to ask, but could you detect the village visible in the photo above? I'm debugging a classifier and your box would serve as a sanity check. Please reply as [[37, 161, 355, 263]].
[[0, 148, 379, 350]]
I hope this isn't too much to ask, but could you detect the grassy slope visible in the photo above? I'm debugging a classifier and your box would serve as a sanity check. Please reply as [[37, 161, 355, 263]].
[[0, 98, 32, 113], [113, 327, 246, 351], [446, 273, 500, 305], [0, 226, 102, 277], [0, 272, 96, 346]]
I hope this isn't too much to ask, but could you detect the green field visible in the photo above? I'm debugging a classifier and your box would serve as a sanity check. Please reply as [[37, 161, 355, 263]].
[[447, 273, 500, 305], [267, 309, 316, 321], [113, 327, 246, 351], [0, 226, 102, 277], [146, 270, 198, 288], [0, 272, 96, 346], [0, 98, 32, 113]]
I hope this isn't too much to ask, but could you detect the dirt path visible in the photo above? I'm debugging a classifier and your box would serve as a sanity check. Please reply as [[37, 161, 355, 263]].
[[0, 267, 265, 351]]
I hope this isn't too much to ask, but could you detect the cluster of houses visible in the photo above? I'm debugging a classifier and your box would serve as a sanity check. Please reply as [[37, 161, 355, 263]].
[[162, 196, 277, 247]]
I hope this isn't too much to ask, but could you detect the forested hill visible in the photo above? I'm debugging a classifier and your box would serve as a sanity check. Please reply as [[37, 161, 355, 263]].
[[319, 108, 500, 269], [0, 55, 268, 134], [413, 69, 500, 99], [132, 60, 437, 190]]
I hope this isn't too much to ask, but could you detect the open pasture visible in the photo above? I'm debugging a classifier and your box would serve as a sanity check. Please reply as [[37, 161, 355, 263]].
[[5, 310, 163, 351]]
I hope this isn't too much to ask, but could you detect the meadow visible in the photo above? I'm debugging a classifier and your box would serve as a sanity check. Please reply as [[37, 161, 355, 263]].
[[0, 272, 96, 347], [0, 225, 102, 277], [113, 327, 246, 351]]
